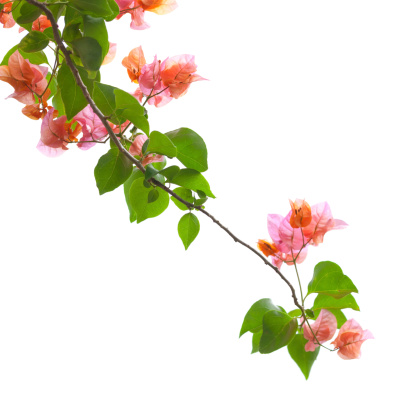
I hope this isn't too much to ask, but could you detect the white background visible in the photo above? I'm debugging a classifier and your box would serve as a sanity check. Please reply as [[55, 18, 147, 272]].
[[0, 0, 412, 412]]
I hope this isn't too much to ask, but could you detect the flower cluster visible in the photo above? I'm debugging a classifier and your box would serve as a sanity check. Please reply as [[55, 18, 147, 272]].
[[0, 0, 15, 29], [258, 199, 347, 268], [122, 46, 205, 107], [304, 310, 374, 359], [115, 0, 178, 30]]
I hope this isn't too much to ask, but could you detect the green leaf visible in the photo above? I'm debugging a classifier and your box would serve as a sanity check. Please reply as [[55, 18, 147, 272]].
[[71, 37, 103, 71], [312, 293, 360, 312], [178, 213, 200, 250], [313, 308, 347, 328], [63, 21, 82, 43], [1, 46, 48, 66], [11, 1, 35, 30], [94, 148, 133, 195], [43, 27, 57, 42], [307, 261, 358, 299], [93, 82, 117, 118], [114, 89, 147, 133], [19, 32, 49, 53], [83, 15, 109, 57], [147, 131, 177, 158], [251, 331, 262, 354], [15, 3, 41, 24], [46, 73, 57, 98], [171, 169, 215, 198], [259, 310, 298, 354], [144, 164, 159, 181], [148, 188, 159, 203], [52, 88, 65, 116], [159, 166, 180, 181], [288, 309, 302, 318], [57, 63, 95, 119], [0, 4, 4, 12], [68, 0, 113, 17], [171, 187, 195, 211], [240, 299, 285, 337], [288, 333, 320, 380], [105, 0, 120, 21], [129, 178, 169, 223], [123, 169, 144, 222], [166, 127, 208, 172]]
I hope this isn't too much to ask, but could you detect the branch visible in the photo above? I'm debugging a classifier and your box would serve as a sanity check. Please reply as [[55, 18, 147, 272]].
[[25, 0, 305, 314]]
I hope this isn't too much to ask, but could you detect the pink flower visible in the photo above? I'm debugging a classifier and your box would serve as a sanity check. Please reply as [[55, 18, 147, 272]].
[[129, 134, 164, 166], [73, 105, 108, 150], [0, 50, 48, 105], [302, 202, 348, 246], [0, 0, 15, 29], [102, 42, 117, 65], [37, 109, 81, 157], [115, 1, 150, 30], [270, 247, 308, 269], [160, 55, 206, 99], [331, 319, 374, 360], [303, 309, 337, 352]]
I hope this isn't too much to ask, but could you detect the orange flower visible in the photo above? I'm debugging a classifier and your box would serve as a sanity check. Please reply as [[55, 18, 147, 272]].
[[137, 0, 178, 15], [122, 46, 146, 83], [257, 239, 279, 257], [0, 0, 15, 29], [22, 89, 52, 120], [19, 15, 52, 33], [289, 199, 312, 228]]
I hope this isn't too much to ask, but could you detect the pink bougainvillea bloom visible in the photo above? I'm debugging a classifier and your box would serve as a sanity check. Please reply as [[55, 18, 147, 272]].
[[303, 309, 337, 352], [302, 202, 348, 246], [331, 319, 374, 360], [73, 105, 108, 150], [102, 42, 117, 65], [289, 199, 312, 228], [0, 0, 15, 29], [19, 15, 52, 33], [160, 55, 205, 99], [270, 246, 308, 269], [0, 50, 48, 105], [115, 1, 150, 30], [122, 46, 146, 83], [129, 134, 164, 166]]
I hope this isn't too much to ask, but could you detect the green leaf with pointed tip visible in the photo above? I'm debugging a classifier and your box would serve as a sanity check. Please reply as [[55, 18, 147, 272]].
[[144, 164, 159, 181], [147, 131, 177, 158], [57, 63, 96, 119], [307, 261, 358, 299], [252, 331, 262, 354], [68, 0, 112, 17], [178, 213, 200, 250], [19, 32, 49, 53], [148, 188, 159, 203], [71, 37, 103, 71], [15, 2, 41, 24], [11, 2, 34, 30], [260, 310, 298, 354], [1, 46, 48, 66], [312, 293, 360, 312], [105, 0, 120, 21], [114, 89, 147, 133], [94, 148, 133, 195], [313, 308, 347, 328], [129, 178, 169, 223], [171, 169, 215, 198], [93, 82, 117, 118], [166, 127, 208, 172], [288, 333, 320, 380], [171, 187, 195, 211], [123, 169, 144, 222], [240, 299, 285, 337]]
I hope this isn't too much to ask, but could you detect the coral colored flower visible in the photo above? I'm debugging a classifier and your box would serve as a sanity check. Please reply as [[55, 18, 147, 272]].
[[302, 202, 348, 246], [138, 0, 178, 15], [19, 15, 52, 33], [270, 247, 308, 269], [160, 55, 205, 99], [129, 134, 164, 166], [0, 0, 15, 29], [73, 105, 108, 150], [102, 42, 117, 65], [257, 239, 279, 258], [22, 103, 52, 120], [331, 319, 374, 360], [0, 50, 48, 105], [289, 199, 312, 228], [303, 309, 337, 352], [115, 1, 149, 30], [122, 46, 146, 83]]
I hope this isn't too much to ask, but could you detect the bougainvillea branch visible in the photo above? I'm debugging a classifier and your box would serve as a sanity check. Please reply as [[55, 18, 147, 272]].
[[1, 0, 373, 379]]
